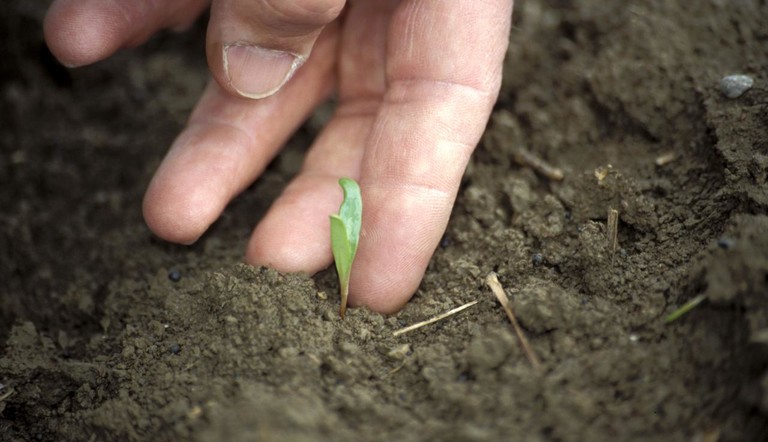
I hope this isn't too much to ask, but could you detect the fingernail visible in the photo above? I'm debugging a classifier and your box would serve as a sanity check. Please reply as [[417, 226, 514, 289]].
[[223, 43, 304, 99]]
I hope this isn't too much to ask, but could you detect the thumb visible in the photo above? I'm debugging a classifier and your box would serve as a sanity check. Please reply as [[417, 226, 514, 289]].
[[207, 0, 345, 99]]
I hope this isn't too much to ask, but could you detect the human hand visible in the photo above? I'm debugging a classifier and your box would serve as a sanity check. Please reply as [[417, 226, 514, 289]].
[[44, 0, 513, 313]]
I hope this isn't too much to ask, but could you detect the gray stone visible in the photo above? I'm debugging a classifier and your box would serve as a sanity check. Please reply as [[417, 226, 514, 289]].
[[720, 74, 754, 98]]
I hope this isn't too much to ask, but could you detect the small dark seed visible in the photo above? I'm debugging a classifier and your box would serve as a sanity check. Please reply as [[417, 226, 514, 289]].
[[168, 269, 182, 282], [439, 235, 452, 248], [170, 343, 181, 354], [717, 238, 735, 250], [532, 253, 544, 266]]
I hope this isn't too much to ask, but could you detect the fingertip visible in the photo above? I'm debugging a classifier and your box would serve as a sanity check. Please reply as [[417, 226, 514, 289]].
[[245, 225, 330, 275], [348, 250, 422, 314], [142, 151, 231, 244], [246, 179, 337, 274], [348, 274, 415, 315], [44, 0, 123, 67], [45, 0, 210, 67], [347, 234, 430, 314], [142, 177, 220, 245], [345, 184, 451, 314]]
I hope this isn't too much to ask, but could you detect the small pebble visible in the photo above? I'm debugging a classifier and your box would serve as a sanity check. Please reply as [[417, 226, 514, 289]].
[[169, 343, 181, 354], [531, 253, 544, 266], [720, 74, 754, 99], [717, 237, 735, 249], [168, 269, 181, 282]]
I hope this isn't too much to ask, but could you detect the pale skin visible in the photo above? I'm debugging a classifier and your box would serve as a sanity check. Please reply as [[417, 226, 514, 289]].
[[44, 0, 513, 314]]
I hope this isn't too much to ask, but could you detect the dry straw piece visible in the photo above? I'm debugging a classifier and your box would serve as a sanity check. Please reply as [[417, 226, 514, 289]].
[[654, 152, 676, 167], [512, 147, 565, 181], [392, 300, 479, 337], [485, 272, 542, 370], [607, 208, 619, 263]]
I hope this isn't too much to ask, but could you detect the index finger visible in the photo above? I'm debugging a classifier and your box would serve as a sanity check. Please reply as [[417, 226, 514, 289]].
[[350, 0, 513, 313], [44, 0, 209, 67]]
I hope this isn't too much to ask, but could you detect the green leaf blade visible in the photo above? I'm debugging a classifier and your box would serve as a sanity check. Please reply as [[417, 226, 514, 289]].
[[329, 214, 351, 284], [337, 178, 362, 257], [330, 178, 362, 319]]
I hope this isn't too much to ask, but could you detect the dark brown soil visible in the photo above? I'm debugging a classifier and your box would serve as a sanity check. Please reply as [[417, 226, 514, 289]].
[[2, 1, 768, 441]]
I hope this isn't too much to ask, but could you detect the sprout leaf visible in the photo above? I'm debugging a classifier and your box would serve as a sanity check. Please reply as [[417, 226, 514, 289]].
[[330, 178, 362, 318]]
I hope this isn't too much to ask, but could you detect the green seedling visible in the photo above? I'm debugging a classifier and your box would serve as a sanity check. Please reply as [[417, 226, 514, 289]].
[[330, 178, 362, 319]]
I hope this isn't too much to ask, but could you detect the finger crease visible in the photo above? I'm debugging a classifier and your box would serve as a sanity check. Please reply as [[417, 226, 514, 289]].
[[389, 77, 496, 101]]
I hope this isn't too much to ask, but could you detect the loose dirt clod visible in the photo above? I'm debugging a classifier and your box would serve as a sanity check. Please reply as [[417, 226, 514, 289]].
[[386, 344, 411, 360]]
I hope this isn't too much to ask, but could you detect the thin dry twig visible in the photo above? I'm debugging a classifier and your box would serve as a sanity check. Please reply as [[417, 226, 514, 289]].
[[386, 362, 407, 376], [512, 147, 565, 181], [485, 273, 542, 370], [607, 208, 619, 263], [392, 300, 479, 337], [0, 389, 14, 402]]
